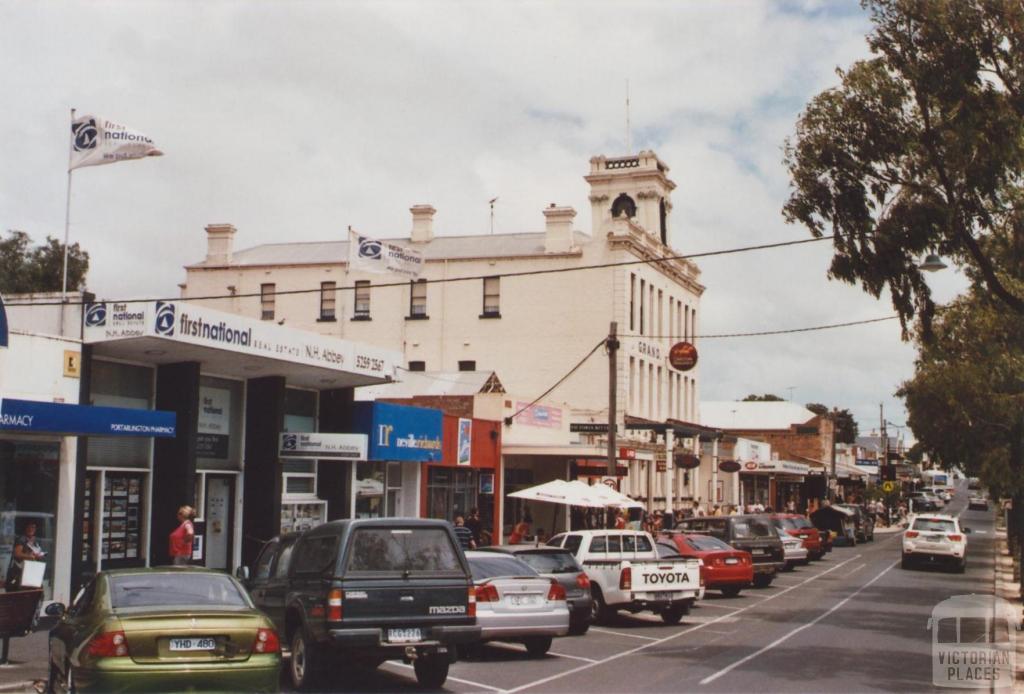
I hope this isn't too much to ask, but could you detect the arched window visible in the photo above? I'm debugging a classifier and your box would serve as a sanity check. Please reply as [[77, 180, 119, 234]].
[[611, 193, 637, 219]]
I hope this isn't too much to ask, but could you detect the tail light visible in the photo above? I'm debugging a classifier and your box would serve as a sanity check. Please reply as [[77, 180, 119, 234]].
[[476, 583, 500, 602], [905, 531, 919, 539], [713, 557, 724, 566], [575, 573, 591, 590], [619, 566, 632, 590], [327, 588, 343, 621], [86, 630, 129, 658], [948, 534, 963, 542], [252, 627, 280, 654], [547, 580, 566, 601], [468, 586, 476, 618]]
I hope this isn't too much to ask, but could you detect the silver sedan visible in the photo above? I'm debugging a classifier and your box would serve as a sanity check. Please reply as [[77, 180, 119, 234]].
[[465, 550, 570, 657]]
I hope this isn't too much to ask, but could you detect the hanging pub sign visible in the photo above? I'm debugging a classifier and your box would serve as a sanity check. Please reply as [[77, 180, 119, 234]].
[[668, 341, 698, 371], [674, 453, 701, 469], [718, 460, 741, 473]]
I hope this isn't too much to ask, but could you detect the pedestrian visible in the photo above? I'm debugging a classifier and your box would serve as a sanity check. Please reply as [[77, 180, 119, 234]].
[[509, 511, 532, 544], [661, 509, 675, 530], [5, 520, 45, 591], [169, 505, 196, 566], [614, 509, 626, 530], [453, 515, 475, 550], [465, 507, 483, 546]]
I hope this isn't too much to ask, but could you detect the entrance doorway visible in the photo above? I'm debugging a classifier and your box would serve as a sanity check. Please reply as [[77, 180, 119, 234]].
[[202, 474, 235, 570]]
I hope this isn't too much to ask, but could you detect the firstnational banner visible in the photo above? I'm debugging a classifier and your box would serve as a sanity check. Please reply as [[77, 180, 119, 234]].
[[348, 229, 424, 277], [69, 114, 163, 170]]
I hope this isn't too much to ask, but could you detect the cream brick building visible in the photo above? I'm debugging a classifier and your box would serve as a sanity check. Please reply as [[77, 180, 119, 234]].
[[180, 150, 707, 517]]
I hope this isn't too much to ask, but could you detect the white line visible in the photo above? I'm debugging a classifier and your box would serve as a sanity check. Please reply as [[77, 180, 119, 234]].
[[588, 627, 659, 641], [383, 661, 503, 692], [502, 554, 862, 694], [549, 651, 598, 663], [696, 602, 746, 610], [698, 559, 899, 685]]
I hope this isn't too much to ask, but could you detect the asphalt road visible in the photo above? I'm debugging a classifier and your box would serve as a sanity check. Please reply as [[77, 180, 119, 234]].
[[297, 482, 998, 694]]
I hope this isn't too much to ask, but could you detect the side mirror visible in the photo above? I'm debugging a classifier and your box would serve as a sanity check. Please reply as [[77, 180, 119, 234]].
[[235, 566, 250, 582], [963, 528, 972, 534], [45, 602, 66, 618]]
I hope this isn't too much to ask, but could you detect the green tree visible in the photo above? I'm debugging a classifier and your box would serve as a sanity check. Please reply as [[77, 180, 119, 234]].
[[806, 403, 859, 444], [742, 394, 785, 402], [0, 230, 89, 293], [783, 0, 1024, 337]]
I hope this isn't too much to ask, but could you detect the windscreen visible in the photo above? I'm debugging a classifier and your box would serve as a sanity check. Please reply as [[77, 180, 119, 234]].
[[790, 517, 813, 529], [686, 535, 732, 552], [468, 555, 539, 581], [733, 518, 774, 539], [110, 573, 249, 609], [345, 527, 462, 574], [912, 518, 957, 533], [515, 551, 580, 574]]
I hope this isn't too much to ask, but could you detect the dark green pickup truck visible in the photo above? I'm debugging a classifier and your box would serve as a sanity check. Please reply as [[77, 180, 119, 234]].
[[242, 518, 480, 690]]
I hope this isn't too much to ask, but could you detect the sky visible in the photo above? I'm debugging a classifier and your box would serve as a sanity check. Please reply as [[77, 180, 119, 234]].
[[0, 0, 969, 440]]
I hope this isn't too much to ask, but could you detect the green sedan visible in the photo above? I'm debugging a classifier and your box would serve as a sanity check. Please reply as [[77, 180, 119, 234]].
[[46, 567, 281, 693]]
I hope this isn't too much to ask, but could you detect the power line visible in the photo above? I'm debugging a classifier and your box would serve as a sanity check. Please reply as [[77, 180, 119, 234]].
[[619, 314, 900, 339], [504, 337, 607, 425], [5, 234, 835, 308]]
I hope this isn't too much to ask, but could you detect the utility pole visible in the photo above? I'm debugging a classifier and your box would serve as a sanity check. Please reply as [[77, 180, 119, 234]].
[[879, 403, 887, 481], [607, 322, 619, 477]]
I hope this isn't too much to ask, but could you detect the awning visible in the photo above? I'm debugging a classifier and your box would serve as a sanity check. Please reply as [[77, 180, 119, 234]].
[[0, 398, 176, 437], [625, 415, 723, 441]]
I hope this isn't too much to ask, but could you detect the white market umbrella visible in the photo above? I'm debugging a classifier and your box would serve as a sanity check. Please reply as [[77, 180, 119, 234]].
[[568, 480, 643, 509]]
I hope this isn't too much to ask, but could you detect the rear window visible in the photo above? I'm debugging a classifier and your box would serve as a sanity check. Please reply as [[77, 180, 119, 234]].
[[109, 573, 248, 609], [733, 519, 774, 539], [515, 551, 581, 574], [686, 535, 731, 552], [912, 518, 957, 533], [468, 555, 538, 581], [293, 536, 339, 575], [790, 517, 813, 529], [345, 527, 462, 575]]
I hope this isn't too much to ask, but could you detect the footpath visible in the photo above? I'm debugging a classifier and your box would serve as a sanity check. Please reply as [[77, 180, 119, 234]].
[[992, 511, 1024, 690], [0, 615, 52, 693]]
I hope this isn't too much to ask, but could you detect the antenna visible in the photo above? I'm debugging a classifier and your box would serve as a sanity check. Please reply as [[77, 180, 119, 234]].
[[625, 79, 632, 154], [488, 197, 498, 235]]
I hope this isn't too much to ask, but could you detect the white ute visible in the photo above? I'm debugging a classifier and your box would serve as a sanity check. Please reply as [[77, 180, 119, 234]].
[[547, 529, 702, 625]]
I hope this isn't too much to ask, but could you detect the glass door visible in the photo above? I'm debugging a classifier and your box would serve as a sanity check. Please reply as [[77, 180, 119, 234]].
[[203, 475, 235, 571]]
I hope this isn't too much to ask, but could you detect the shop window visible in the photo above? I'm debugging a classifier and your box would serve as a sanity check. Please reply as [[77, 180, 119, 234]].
[[88, 360, 154, 469], [319, 282, 336, 321], [0, 440, 60, 599], [481, 277, 500, 318], [409, 279, 427, 318], [353, 280, 371, 320], [260, 284, 276, 321], [197, 376, 243, 471]]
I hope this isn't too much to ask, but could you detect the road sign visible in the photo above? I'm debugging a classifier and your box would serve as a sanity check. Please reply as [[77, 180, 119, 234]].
[[570, 422, 609, 433], [882, 481, 896, 494]]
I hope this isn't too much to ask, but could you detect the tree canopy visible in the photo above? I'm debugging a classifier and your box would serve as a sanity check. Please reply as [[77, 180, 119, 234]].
[[783, 0, 1024, 338], [0, 230, 89, 294], [742, 394, 785, 402]]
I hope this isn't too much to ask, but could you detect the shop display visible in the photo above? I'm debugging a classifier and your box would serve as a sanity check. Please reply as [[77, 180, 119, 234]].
[[280, 500, 326, 534], [98, 473, 145, 566]]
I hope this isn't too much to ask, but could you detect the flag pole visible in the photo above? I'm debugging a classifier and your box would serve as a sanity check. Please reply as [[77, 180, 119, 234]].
[[61, 107, 76, 300]]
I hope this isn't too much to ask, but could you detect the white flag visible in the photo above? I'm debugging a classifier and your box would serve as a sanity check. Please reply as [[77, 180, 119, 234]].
[[69, 114, 163, 171], [348, 229, 424, 278]]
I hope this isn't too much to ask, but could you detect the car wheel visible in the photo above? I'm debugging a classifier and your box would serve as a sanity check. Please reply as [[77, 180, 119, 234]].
[[752, 574, 773, 588], [290, 627, 324, 691], [590, 586, 614, 624], [660, 604, 687, 625], [782, 562, 795, 572], [568, 614, 591, 636], [523, 636, 553, 657], [413, 653, 450, 688], [900, 554, 911, 570], [956, 560, 967, 574], [720, 585, 742, 598]]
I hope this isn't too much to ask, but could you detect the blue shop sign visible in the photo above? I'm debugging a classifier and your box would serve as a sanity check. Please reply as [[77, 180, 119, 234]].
[[0, 398, 176, 437], [353, 402, 442, 463]]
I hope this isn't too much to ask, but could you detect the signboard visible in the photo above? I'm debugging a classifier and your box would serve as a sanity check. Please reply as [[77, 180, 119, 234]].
[[279, 432, 368, 460], [515, 403, 563, 428], [668, 341, 698, 372], [719, 460, 741, 473], [570, 422, 609, 433], [198, 387, 231, 459], [739, 459, 810, 475], [0, 294, 8, 348], [674, 453, 701, 469], [457, 418, 472, 466], [353, 402, 443, 463], [882, 481, 897, 494], [63, 350, 81, 378], [0, 398, 176, 437], [479, 473, 494, 494]]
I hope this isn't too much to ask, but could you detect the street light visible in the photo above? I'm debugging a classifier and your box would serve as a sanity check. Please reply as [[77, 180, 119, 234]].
[[919, 254, 947, 272]]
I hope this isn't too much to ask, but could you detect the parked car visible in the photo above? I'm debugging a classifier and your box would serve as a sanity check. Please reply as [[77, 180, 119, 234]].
[[907, 492, 942, 512], [657, 532, 753, 598], [46, 567, 281, 693], [922, 486, 953, 503], [463, 551, 569, 657], [835, 504, 875, 543], [478, 546, 592, 635], [775, 527, 809, 570], [967, 494, 990, 511], [901, 514, 970, 572], [810, 505, 857, 546], [769, 514, 825, 560], [675, 515, 785, 588], [243, 518, 480, 690], [547, 529, 701, 624]]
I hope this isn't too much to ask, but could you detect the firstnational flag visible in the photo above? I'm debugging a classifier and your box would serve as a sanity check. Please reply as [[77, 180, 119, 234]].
[[348, 229, 424, 278], [69, 114, 163, 170]]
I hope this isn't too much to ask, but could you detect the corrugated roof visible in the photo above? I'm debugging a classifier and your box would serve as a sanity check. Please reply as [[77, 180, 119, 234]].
[[188, 231, 593, 268], [354, 371, 503, 400], [700, 401, 817, 430]]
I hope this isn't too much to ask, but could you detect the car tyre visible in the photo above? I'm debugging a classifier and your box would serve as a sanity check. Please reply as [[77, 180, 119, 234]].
[[720, 585, 742, 598], [956, 560, 967, 574], [590, 587, 614, 624], [900, 554, 911, 570], [524, 636, 553, 657], [413, 653, 450, 688], [660, 604, 687, 625], [752, 574, 773, 588], [568, 617, 590, 636], [290, 627, 324, 691]]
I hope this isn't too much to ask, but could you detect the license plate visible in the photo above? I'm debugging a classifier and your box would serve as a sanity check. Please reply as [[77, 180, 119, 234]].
[[508, 594, 541, 607], [725, 557, 739, 565], [169, 637, 216, 651], [387, 628, 422, 643], [752, 549, 767, 555], [926, 535, 943, 542]]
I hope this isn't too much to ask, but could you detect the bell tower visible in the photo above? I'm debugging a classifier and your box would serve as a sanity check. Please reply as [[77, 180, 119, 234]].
[[585, 150, 676, 246]]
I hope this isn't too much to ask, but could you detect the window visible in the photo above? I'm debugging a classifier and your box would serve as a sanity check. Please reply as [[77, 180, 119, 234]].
[[407, 361, 426, 372], [293, 536, 339, 575], [630, 274, 636, 331], [345, 527, 462, 575], [458, 360, 476, 372], [562, 535, 583, 555], [468, 555, 537, 581], [353, 280, 370, 319], [409, 279, 427, 318], [253, 541, 278, 581], [482, 277, 500, 317], [657, 289, 663, 336], [274, 542, 296, 579], [260, 283, 275, 320], [319, 282, 336, 320], [109, 573, 248, 608], [589, 536, 607, 553], [639, 279, 645, 334]]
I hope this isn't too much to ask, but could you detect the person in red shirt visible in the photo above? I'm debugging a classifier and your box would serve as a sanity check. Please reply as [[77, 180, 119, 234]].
[[169, 505, 195, 565]]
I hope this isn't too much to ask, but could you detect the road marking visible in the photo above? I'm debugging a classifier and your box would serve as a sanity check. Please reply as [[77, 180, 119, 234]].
[[698, 559, 899, 685], [589, 627, 659, 641], [502, 554, 862, 694], [384, 661, 503, 692], [549, 651, 597, 663], [696, 601, 745, 610]]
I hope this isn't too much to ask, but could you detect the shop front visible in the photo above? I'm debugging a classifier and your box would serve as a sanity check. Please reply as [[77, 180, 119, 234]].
[[739, 458, 810, 511]]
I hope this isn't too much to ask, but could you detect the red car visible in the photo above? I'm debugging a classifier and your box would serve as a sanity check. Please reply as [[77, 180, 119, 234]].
[[771, 514, 826, 560], [658, 532, 753, 597]]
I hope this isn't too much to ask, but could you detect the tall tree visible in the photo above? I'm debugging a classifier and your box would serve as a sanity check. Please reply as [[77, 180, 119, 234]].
[[806, 403, 859, 443], [0, 230, 89, 293], [742, 394, 785, 402], [783, 0, 1024, 337]]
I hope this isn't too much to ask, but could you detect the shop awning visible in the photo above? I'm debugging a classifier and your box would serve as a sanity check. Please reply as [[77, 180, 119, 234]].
[[0, 397, 176, 437], [624, 415, 723, 441]]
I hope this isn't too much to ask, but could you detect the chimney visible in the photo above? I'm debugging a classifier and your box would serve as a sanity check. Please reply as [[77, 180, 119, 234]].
[[543, 204, 576, 253], [410, 205, 436, 243], [205, 223, 236, 264]]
